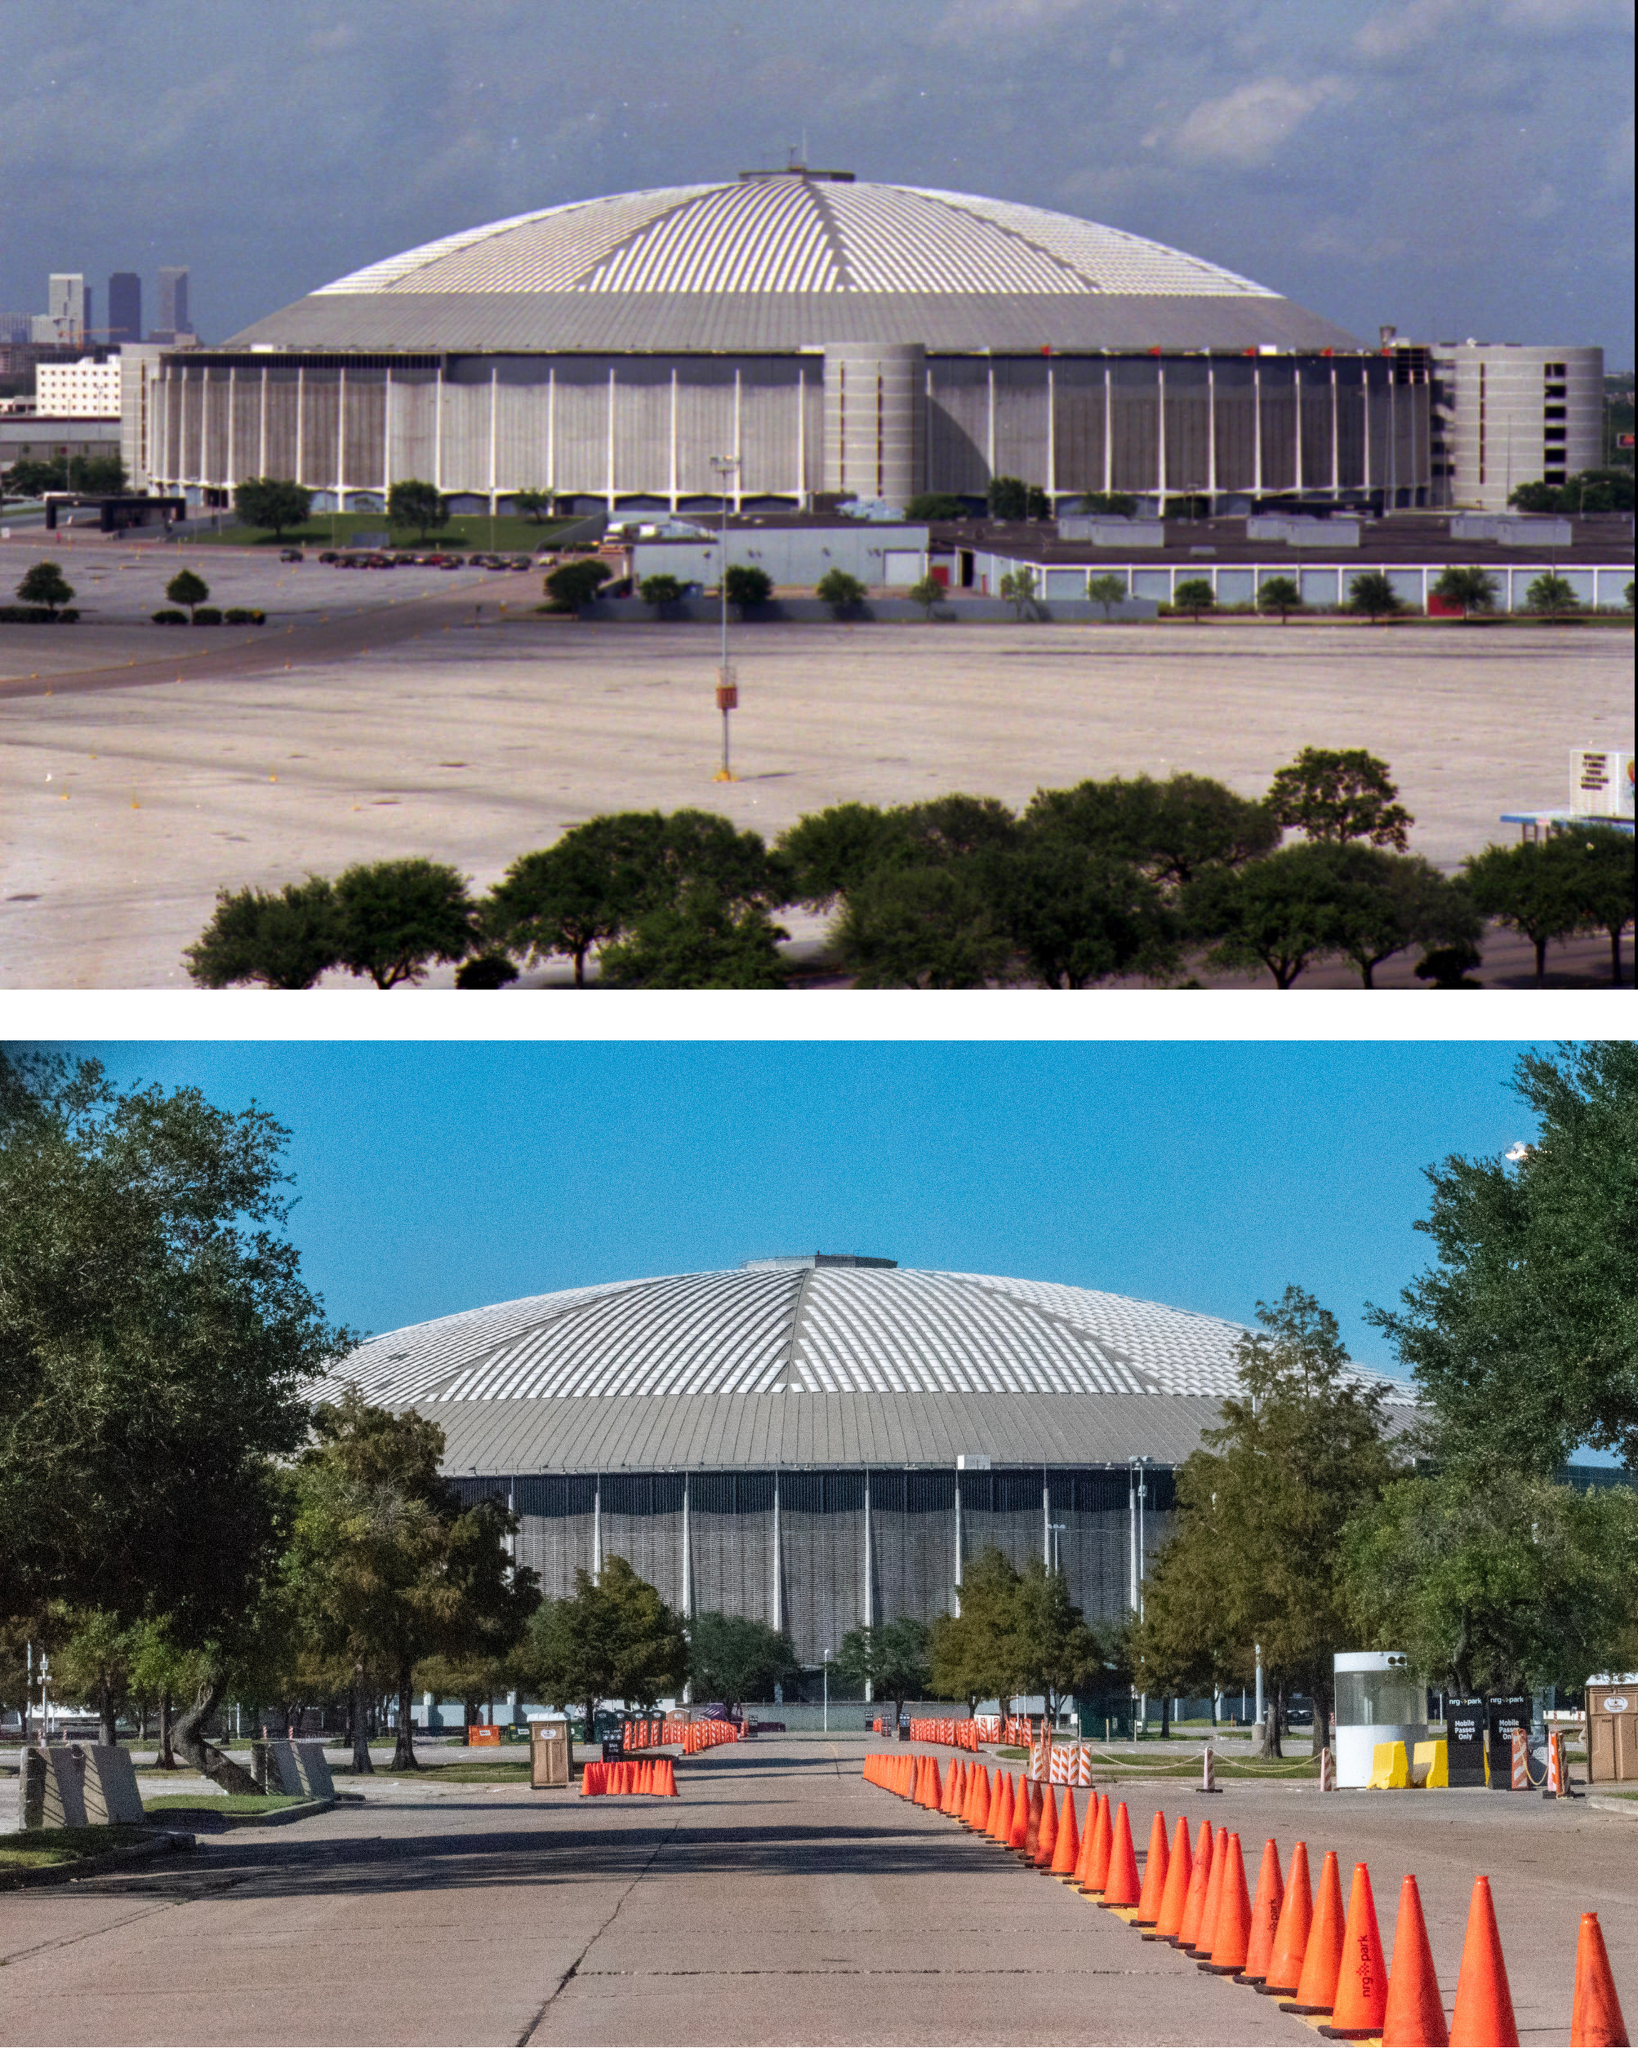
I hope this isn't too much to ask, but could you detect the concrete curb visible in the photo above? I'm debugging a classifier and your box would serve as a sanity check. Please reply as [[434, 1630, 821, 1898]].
[[0, 1828, 196, 1889], [144, 1795, 337, 1830], [1586, 1793, 1638, 1820]]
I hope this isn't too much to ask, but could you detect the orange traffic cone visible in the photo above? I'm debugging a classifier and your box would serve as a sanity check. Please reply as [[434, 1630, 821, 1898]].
[[991, 1772, 1015, 1844], [1262, 1840, 1313, 1996], [971, 1767, 992, 1832], [1382, 1875, 1449, 2048], [1134, 1809, 1169, 1925], [1201, 1832, 1252, 1976], [1176, 1823, 1216, 1950], [1015, 1779, 1039, 1855], [1323, 1862, 1388, 2039], [1283, 1848, 1346, 2017], [1101, 1800, 1142, 1908], [664, 1757, 679, 1796], [1051, 1787, 1081, 1878], [1149, 1814, 1193, 1943], [944, 1761, 961, 1815], [1570, 1911, 1629, 2048], [1082, 1792, 1112, 1894], [1187, 1824, 1227, 1955], [1449, 1877, 1518, 2048], [1034, 1783, 1060, 1869], [1236, 1838, 1285, 1986]]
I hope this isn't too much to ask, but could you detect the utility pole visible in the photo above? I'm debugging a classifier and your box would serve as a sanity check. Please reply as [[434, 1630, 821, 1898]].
[[710, 454, 739, 781]]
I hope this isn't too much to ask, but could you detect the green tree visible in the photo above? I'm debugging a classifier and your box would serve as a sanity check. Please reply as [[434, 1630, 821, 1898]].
[[815, 567, 866, 615], [1266, 747, 1413, 849], [68, 453, 127, 493], [1347, 569, 1403, 623], [1086, 571, 1128, 621], [638, 572, 684, 613], [332, 859, 478, 988], [1432, 565, 1498, 618], [907, 573, 946, 620], [724, 563, 772, 609], [1012, 1558, 1105, 1723], [836, 1618, 931, 1726], [233, 478, 313, 540], [1366, 1043, 1638, 1473], [1508, 480, 1562, 512], [1564, 824, 1637, 984], [1027, 774, 1278, 889], [904, 493, 968, 520], [1256, 576, 1302, 623], [1171, 577, 1215, 622], [16, 560, 74, 618], [1342, 1470, 1638, 1697], [0, 1052, 346, 1782], [387, 478, 448, 541], [1524, 571, 1579, 618], [1309, 845, 1481, 989], [184, 877, 340, 989], [515, 1557, 689, 1762], [928, 1549, 1023, 1716], [986, 475, 1028, 521], [165, 568, 209, 621], [992, 842, 1176, 988], [544, 557, 613, 610], [598, 900, 789, 987], [837, 860, 1012, 988], [777, 803, 907, 909], [1078, 492, 1140, 516], [1138, 1287, 1397, 1751], [288, 1394, 538, 1770], [53, 1608, 139, 1747], [998, 565, 1038, 618], [1462, 837, 1592, 985], [1188, 841, 1347, 987], [513, 489, 555, 523], [687, 1613, 799, 1714], [487, 814, 667, 986]]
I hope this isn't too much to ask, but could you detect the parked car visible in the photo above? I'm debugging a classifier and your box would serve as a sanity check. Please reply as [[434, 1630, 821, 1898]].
[[279, 548, 304, 563], [317, 550, 339, 564]]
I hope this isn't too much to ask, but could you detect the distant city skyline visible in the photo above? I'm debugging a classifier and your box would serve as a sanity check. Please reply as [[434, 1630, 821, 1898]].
[[2, 0, 1631, 364]]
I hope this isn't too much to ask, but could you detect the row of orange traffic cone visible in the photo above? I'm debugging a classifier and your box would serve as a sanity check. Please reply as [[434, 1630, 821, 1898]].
[[580, 1756, 679, 1796], [864, 1751, 1627, 2047]]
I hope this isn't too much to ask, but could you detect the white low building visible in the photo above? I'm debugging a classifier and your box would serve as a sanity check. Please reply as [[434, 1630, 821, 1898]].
[[35, 356, 123, 418]]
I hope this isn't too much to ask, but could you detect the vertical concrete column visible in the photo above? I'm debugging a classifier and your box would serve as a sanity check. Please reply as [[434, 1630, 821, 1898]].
[[295, 366, 305, 489], [255, 367, 268, 480], [1045, 356, 1057, 502], [592, 1474, 602, 1582], [1206, 358, 1217, 502], [546, 364, 555, 501], [1253, 362, 1263, 496], [433, 362, 444, 492], [606, 364, 617, 510], [681, 1472, 691, 1617], [1155, 360, 1167, 505], [383, 365, 393, 497], [489, 363, 500, 514], [336, 364, 347, 511], [863, 1470, 873, 1629], [771, 1468, 783, 1633], [953, 1469, 963, 1615], [1042, 1470, 1051, 1566], [822, 344, 925, 502], [1330, 360, 1340, 496], [225, 365, 237, 492], [1128, 1467, 1138, 1612], [1293, 359, 1305, 496], [668, 367, 679, 511]]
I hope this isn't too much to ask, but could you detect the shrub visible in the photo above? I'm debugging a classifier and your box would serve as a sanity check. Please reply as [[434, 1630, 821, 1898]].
[[1172, 578, 1216, 621], [0, 604, 53, 623], [724, 563, 772, 609], [56, 608, 79, 622], [638, 573, 684, 612], [544, 557, 613, 610], [816, 568, 867, 616], [222, 607, 267, 625], [16, 560, 74, 618], [454, 953, 520, 989], [904, 493, 969, 521], [191, 606, 224, 625], [151, 609, 188, 624], [165, 568, 209, 620]]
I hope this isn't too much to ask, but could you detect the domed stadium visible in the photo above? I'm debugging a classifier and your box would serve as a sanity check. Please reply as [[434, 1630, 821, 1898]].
[[146, 168, 1432, 514], [330, 1254, 1413, 1666]]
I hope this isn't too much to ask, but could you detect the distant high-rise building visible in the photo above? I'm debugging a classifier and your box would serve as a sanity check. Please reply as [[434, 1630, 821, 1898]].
[[108, 272, 142, 346], [154, 266, 190, 342], [32, 273, 88, 345]]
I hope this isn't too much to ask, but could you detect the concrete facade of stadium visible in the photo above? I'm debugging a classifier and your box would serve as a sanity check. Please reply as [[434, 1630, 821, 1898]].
[[335, 1258, 1414, 1672], [142, 171, 1434, 515]]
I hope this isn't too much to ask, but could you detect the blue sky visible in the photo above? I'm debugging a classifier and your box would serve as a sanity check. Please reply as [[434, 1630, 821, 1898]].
[[3, 0, 1631, 362], [75, 1038, 1549, 1379]]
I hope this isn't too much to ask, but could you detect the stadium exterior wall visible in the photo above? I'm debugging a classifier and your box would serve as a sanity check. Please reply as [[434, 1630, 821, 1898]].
[[450, 1462, 1174, 1668], [145, 347, 1433, 515]]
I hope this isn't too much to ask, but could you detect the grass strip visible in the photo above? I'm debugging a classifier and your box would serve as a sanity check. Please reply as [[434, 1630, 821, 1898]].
[[0, 1824, 154, 1870], [141, 1793, 304, 1815]]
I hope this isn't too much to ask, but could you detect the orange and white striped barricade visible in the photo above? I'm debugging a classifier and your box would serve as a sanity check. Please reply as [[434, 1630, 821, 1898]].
[[1320, 1745, 1335, 1791], [1202, 1743, 1219, 1793], [1511, 1727, 1529, 1790], [1075, 1744, 1093, 1786]]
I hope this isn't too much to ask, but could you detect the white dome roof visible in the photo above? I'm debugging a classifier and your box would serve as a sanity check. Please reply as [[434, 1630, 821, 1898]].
[[316, 176, 1275, 303], [336, 1261, 1405, 1409]]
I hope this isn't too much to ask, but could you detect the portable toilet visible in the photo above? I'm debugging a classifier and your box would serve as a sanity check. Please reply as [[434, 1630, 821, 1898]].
[[1586, 1675, 1638, 1783], [1334, 1652, 1428, 1788]]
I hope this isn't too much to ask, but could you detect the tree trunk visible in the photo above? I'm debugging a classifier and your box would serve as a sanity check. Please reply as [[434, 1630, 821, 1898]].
[[392, 1665, 419, 1770], [174, 1676, 261, 1793], [1534, 935, 1548, 986], [1310, 1678, 1332, 1759], [1159, 1694, 1171, 1739], [1611, 926, 1623, 987], [98, 1676, 118, 1750], [1265, 1699, 1282, 1759], [351, 1663, 373, 1775], [158, 1691, 177, 1768]]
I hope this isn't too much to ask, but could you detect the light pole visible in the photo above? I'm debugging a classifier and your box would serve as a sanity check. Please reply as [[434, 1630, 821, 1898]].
[[709, 454, 739, 781]]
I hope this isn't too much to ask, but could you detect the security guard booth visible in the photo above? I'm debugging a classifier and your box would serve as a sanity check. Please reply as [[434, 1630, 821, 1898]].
[[1586, 1675, 1638, 1784]]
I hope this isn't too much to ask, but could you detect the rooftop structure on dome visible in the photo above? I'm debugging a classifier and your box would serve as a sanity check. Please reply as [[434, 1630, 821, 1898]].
[[330, 1259, 1413, 1661], [143, 171, 1435, 519]]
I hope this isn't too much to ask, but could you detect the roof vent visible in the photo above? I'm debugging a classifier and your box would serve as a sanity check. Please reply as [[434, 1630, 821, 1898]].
[[737, 164, 855, 183], [741, 1252, 897, 1270]]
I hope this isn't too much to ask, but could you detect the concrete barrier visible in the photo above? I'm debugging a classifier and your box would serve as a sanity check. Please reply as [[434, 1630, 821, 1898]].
[[80, 1745, 146, 1824], [253, 1738, 337, 1799]]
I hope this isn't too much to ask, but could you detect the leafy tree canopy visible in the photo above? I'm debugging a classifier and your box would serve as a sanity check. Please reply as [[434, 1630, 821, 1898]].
[[515, 1557, 689, 1757], [815, 567, 866, 613], [1172, 577, 1215, 619], [724, 563, 772, 608], [1187, 841, 1347, 988], [928, 1549, 1022, 1714], [1086, 572, 1128, 620], [1257, 576, 1302, 621], [1367, 1042, 1638, 1473], [599, 900, 789, 988], [1028, 774, 1279, 888], [17, 560, 74, 615], [1266, 747, 1413, 849], [387, 478, 448, 540], [544, 557, 613, 609], [1524, 572, 1579, 618], [1432, 565, 1499, 617], [233, 478, 313, 538], [1462, 834, 1629, 985], [904, 493, 969, 521], [185, 877, 340, 989], [836, 1617, 931, 1721], [1348, 569, 1402, 621], [639, 573, 684, 610], [332, 859, 479, 988], [165, 568, 209, 617], [688, 1612, 799, 1712]]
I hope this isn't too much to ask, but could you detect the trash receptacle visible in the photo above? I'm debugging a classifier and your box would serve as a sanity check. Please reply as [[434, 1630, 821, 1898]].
[[1586, 1674, 1638, 1783]]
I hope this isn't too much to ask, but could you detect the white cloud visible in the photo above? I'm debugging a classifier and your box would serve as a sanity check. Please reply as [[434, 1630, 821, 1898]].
[[1171, 75, 1352, 166]]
